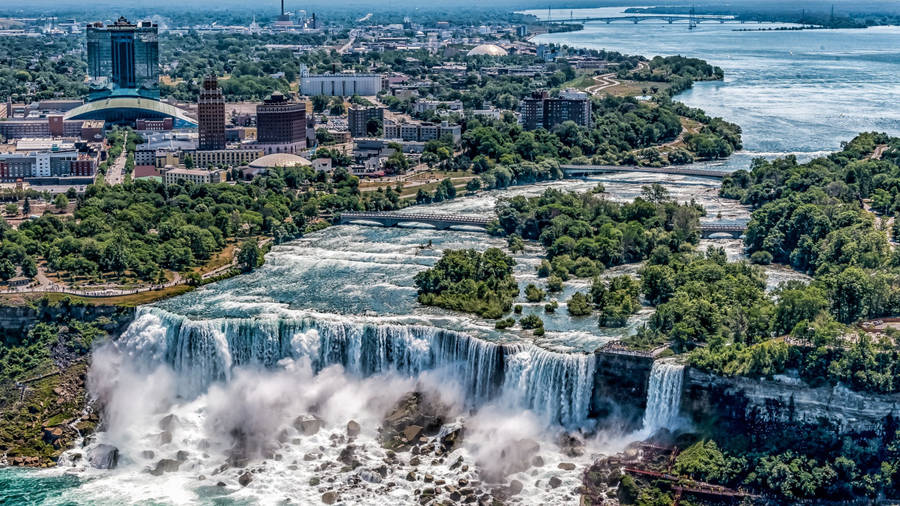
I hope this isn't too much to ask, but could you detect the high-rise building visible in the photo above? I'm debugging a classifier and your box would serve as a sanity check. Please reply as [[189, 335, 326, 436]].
[[519, 89, 591, 131], [348, 106, 384, 138], [86, 17, 159, 99], [255, 92, 307, 154], [197, 75, 226, 151]]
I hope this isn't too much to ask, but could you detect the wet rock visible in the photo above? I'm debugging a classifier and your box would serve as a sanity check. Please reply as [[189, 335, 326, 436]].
[[159, 431, 172, 445], [380, 392, 449, 450], [149, 459, 180, 476], [374, 464, 389, 478], [338, 445, 356, 466], [531, 455, 544, 467], [176, 450, 189, 462], [424, 474, 434, 482], [406, 471, 417, 481], [359, 468, 383, 483], [159, 414, 179, 432], [558, 433, 585, 458], [347, 420, 361, 437], [409, 456, 421, 466], [321, 491, 339, 504], [403, 424, 423, 443], [216, 481, 226, 487], [294, 415, 322, 436], [304, 452, 320, 461], [558, 462, 576, 471], [449, 491, 461, 501], [548, 476, 562, 488], [42, 426, 64, 443], [88, 444, 119, 470], [238, 472, 253, 487], [309, 477, 321, 486], [140, 450, 155, 460], [438, 423, 464, 452]]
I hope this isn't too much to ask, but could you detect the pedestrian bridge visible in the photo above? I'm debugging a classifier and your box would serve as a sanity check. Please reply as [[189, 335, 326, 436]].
[[561, 165, 730, 179], [339, 212, 745, 238], [700, 223, 746, 239], [339, 212, 492, 230]]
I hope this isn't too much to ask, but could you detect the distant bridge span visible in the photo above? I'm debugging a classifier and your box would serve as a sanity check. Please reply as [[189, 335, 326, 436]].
[[541, 15, 736, 24], [339, 211, 745, 238], [561, 165, 730, 179]]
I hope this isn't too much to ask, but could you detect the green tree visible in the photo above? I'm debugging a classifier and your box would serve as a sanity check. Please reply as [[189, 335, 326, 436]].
[[238, 239, 261, 272]]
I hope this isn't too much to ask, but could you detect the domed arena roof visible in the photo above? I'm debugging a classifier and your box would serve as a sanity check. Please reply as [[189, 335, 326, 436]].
[[467, 44, 508, 57], [248, 153, 312, 169], [65, 96, 197, 127]]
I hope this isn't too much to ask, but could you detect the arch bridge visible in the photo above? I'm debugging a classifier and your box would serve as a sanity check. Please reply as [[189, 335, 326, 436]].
[[339, 212, 492, 230], [561, 165, 730, 179], [339, 212, 745, 238], [700, 223, 746, 239]]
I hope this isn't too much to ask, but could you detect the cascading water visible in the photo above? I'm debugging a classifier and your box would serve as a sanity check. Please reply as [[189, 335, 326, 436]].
[[119, 306, 596, 428], [642, 360, 685, 433]]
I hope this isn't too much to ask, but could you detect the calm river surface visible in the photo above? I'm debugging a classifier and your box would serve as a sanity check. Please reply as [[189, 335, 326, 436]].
[[525, 6, 900, 170]]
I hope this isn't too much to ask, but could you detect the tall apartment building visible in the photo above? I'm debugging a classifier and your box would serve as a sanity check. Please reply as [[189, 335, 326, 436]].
[[519, 89, 592, 131], [86, 17, 159, 99], [348, 106, 384, 138], [255, 92, 307, 155], [197, 75, 226, 151], [383, 120, 461, 144]]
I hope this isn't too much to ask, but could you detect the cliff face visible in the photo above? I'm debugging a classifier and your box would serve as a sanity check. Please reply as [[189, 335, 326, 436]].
[[0, 303, 135, 467], [0, 304, 133, 334], [591, 351, 654, 431], [682, 368, 900, 433]]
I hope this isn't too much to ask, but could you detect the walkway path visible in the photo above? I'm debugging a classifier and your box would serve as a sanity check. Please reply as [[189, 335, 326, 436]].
[[0, 238, 272, 298], [585, 61, 648, 96]]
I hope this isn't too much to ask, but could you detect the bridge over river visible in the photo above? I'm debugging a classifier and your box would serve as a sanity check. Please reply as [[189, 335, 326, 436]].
[[561, 165, 730, 179], [540, 15, 736, 24], [339, 212, 745, 238]]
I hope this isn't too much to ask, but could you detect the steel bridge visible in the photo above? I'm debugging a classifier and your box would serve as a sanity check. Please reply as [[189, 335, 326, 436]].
[[542, 15, 736, 24], [339, 211, 745, 238], [561, 165, 730, 179], [339, 212, 492, 230]]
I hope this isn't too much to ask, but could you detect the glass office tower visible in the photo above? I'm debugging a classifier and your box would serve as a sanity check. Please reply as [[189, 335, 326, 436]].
[[86, 17, 159, 100]]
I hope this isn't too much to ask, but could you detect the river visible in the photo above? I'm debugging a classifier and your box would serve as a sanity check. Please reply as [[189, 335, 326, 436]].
[[2, 7, 898, 505], [525, 6, 900, 171]]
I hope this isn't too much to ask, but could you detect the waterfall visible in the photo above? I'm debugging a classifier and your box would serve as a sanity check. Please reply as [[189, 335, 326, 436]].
[[117, 307, 595, 428], [642, 360, 685, 432]]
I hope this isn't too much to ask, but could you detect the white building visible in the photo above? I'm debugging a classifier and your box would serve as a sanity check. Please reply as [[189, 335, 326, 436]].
[[300, 73, 382, 96]]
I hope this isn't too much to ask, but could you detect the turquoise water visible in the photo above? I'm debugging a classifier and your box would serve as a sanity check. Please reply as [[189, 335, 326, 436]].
[[0, 468, 82, 505], [527, 7, 900, 171]]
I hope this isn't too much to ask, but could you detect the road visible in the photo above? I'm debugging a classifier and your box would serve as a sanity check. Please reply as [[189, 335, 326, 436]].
[[338, 30, 357, 55], [104, 132, 128, 185]]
